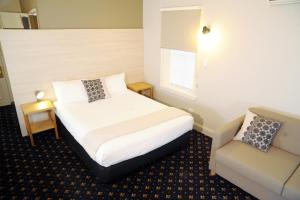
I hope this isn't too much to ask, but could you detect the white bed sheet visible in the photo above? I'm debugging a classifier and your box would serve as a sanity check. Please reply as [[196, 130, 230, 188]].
[[54, 90, 193, 167]]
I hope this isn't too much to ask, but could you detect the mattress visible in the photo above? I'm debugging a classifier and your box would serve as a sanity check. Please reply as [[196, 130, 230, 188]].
[[54, 90, 193, 167]]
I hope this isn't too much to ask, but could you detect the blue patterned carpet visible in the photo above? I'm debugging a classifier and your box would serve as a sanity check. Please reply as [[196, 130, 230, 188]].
[[0, 104, 256, 199]]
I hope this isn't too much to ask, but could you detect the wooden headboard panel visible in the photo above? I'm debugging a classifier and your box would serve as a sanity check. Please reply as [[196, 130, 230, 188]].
[[0, 29, 144, 136]]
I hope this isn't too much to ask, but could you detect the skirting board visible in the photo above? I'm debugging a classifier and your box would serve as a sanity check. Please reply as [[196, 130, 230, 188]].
[[153, 98, 215, 138], [193, 122, 215, 139]]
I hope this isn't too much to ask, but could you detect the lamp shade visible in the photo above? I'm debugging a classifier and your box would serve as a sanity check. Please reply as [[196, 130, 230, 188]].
[[35, 90, 45, 101]]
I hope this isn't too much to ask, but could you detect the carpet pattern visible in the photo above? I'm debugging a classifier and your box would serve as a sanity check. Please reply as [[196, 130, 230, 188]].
[[0, 104, 256, 199]]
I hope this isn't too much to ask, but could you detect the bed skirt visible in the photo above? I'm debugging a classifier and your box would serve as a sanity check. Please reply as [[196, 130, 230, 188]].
[[56, 116, 190, 183]]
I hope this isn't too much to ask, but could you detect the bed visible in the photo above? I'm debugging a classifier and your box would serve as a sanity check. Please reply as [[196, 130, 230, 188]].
[[53, 75, 193, 182]]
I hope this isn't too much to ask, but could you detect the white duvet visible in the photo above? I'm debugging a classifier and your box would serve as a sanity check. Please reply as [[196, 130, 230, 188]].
[[54, 90, 193, 167]]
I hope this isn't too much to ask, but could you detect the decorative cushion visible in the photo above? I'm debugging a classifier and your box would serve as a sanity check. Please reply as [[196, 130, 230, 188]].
[[81, 79, 109, 103], [234, 110, 281, 152]]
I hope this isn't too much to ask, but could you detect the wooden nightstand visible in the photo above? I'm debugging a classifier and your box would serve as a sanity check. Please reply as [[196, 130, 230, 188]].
[[21, 100, 59, 146], [127, 82, 153, 98]]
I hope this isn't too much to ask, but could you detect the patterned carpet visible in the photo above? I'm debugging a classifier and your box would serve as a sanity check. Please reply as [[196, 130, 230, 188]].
[[0, 104, 256, 200]]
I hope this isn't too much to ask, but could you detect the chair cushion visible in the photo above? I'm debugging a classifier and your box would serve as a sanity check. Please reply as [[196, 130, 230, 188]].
[[215, 141, 300, 194], [282, 166, 300, 200]]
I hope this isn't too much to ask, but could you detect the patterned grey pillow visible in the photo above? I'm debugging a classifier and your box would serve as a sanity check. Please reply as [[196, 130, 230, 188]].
[[81, 79, 107, 103], [242, 115, 281, 152]]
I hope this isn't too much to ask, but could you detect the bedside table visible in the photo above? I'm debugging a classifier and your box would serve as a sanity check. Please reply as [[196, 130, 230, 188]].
[[127, 82, 153, 98], [21, 100, 59, 146]]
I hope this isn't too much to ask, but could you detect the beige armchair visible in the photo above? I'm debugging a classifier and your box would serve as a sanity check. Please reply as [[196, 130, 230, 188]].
[[209, 107, 300, 200]]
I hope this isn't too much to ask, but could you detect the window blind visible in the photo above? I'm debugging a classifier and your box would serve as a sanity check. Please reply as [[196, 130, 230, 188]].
[[161, 9, 201, 53]]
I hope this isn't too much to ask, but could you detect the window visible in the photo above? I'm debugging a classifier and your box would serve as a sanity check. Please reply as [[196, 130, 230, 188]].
[[161, 49, 196, 90], [160, 8, 200, 98]]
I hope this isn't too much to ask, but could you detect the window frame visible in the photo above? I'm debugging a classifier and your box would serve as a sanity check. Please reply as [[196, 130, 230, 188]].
[[159, 6, 201, 100], [160, 48, 198, 100]]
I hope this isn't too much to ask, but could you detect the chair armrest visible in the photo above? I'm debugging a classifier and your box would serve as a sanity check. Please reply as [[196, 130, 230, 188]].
[[213, 115, 245, 148], [209, 115, 245, 172]]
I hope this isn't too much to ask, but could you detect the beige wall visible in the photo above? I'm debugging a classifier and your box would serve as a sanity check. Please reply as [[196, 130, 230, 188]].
[[144, 0, 300, 137], [0, 29, 144, 136], [20, 0, 37, 13], [37, 0, 143, 29], [0, 0, 22, 12]]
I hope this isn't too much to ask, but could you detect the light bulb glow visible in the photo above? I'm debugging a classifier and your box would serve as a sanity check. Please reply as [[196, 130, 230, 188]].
[[197, 26, 221, 52], [37, 101, 47, 109]]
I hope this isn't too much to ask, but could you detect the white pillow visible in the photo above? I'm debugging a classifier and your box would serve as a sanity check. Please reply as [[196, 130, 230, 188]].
[[233, 110, 257, 141], [52, 80, 88, 103], [104, 73, 127, 96]]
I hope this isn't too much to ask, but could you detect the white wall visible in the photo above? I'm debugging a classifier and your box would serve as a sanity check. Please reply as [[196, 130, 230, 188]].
[[144, 0, 300, 136], [0, 29, 144, 136]]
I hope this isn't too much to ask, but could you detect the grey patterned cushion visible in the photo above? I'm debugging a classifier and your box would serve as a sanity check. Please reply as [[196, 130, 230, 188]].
[[81, 79, 107, 103], [242, 115, 281, 152]]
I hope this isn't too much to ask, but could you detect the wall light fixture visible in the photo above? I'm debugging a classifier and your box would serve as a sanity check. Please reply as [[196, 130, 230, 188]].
[[202, 26, 210, 34]]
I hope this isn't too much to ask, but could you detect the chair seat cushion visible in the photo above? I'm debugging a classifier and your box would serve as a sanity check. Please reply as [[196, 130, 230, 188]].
[[215, 141, 300, 194], [282, 166, 300, 200]]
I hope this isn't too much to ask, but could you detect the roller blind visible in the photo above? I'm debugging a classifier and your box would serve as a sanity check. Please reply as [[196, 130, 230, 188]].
[[161, 9, 201, 53]]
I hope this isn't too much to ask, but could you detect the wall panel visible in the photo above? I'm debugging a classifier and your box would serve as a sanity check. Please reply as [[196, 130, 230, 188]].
[[0, 29, 144, 136]]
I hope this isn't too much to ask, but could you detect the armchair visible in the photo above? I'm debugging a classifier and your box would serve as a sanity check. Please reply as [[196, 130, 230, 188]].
[[209, 107, 300, 200]]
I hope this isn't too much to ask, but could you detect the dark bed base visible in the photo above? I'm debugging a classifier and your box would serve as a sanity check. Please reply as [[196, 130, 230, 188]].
[[56, 116, 190, 183]]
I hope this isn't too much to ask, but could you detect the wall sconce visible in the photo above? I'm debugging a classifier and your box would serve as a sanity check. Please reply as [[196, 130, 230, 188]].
[[35, 90, 45, 102], [198, 25, 220, 52], [202, 26, 210, 34]]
